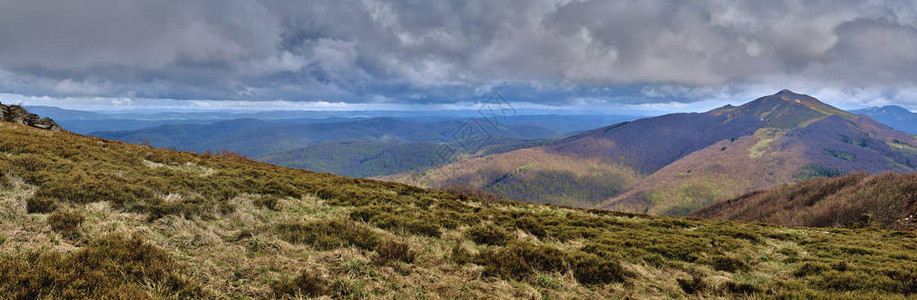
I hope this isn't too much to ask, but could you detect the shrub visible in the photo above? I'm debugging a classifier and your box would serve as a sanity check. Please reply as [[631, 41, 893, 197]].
[[271, 270, 327, 298], [793, 262, 830, 277], [25, 196, 56, 213], [374, 240, 416, 264], [465, 224, 512, 246], [566, 251, 628, 285], [47, 210, 84, 238], [352, 210, 442, 238], [506, 241, 565, 273], [275, 219, 381, 251], [0, 234, 205, 299], [709, 255, 750, 273], [813, 270, 897, 292], [451, 244, 473, 265], [476, 247, 531, 280], [724, 281, 761, 295], [677, 275, 707, 295], [475, 241, 567, 281], [514, 216, 547, 238]]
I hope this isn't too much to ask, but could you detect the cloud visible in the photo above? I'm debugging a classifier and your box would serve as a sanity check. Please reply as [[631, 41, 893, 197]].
[[1, 0, 916, 109]]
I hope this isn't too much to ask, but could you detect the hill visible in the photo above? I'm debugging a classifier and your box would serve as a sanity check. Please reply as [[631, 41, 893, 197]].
[[602, 92, 916, 215], [692, 172, 917, 230], [386, 90, 917, 215], [258, 140, 446, 178], [853, 105, 917, 135], [95, 117, 561, 157], [2, 109, 916, 298]]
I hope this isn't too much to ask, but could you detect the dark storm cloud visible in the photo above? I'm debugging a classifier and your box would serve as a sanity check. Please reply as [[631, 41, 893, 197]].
[[1, 0, 917, 107]]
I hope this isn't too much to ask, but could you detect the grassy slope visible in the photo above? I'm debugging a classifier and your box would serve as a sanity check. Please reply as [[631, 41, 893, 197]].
[[1, 122, 916, 298], [602, 132, 809, 216], [381, 147, 642, 208], [693, 172, 917, 231]]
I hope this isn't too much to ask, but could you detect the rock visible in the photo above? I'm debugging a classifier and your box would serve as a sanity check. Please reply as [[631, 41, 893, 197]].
[[0, 101, 65, 132]]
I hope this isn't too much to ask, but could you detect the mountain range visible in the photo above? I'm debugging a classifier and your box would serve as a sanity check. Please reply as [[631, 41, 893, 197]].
[[1, 106, 915, 298], [852, 105, 917, 134], [89, 115, 635, 177], [386, 90, 917, 215]]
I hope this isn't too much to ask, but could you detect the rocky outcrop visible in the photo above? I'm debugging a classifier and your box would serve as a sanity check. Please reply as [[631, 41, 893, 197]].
[[0, 102, 64, 132]]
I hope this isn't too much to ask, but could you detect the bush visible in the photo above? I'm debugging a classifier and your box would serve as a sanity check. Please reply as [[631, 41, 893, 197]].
[[476, 241, 567, 281], [275, 219, 381, 251], [793, 262, 830, 277], [514, 216, 547, 238], [374, 240, 416, 264], [26, 196, 56, 213], [677, 275, 707, 295], [476, 246, 531, 280], [709, 255, 750, 273], [47, 210, 84, 238], [382, 214, 442, 238], [271, 270, 328, 298], [465, 224, 512, 246], [0, 234, 205, 299], [451, 244, 473, 265], [813, 270, 896, 292], [724, 281, 761, 295], [566, 251, 628, 285]]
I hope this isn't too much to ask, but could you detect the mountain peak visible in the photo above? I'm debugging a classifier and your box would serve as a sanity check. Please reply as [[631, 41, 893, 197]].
[[776, 89, 798, 96], [874, 105, 913, 114], [719, 91, 852, 129], [773, 89, 814, 101]]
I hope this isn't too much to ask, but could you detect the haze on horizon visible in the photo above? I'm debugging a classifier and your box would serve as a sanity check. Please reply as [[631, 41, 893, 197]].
[[1, 0, 917, 113]]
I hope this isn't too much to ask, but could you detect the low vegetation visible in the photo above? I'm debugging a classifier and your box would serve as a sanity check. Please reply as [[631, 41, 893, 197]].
[[1, 122, 916, 298], [694, 171, 917, 230]]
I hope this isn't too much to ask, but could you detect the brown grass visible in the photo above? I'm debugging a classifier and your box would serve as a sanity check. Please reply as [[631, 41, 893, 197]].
[[693, 171, 917, 230]]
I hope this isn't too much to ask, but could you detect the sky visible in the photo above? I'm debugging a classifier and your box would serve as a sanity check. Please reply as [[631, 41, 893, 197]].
[[1, 0, 917, 113]]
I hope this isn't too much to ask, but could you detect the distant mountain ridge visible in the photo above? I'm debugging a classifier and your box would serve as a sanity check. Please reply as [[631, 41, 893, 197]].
[[852, 105, 917, 134], [386, 90, 917, 215], [94, 117, 562, 157]]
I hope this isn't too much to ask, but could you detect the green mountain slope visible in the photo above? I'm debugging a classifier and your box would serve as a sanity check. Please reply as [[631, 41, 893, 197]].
[[3, 111, 917, 298]]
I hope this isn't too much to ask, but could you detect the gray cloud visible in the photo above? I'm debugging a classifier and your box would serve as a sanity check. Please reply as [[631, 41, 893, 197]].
[[1, 0, 916, 107]]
